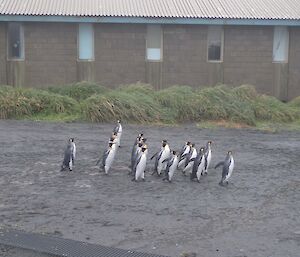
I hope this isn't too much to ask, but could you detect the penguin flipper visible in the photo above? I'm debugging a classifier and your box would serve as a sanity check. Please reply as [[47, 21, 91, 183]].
[[189, 158, 196, 163], [162, 158, 170, 163], [215, 161, 224, 169], [204, 155, 208, 170], [150, 152, 159, 160]]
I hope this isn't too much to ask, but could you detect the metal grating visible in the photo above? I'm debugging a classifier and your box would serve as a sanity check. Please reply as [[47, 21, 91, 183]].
[[0, 229, 169, 257], [0, 0, 300, 20]]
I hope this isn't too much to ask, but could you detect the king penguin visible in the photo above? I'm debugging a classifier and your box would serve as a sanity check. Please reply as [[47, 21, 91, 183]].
[[101, 141, 117, 174], [61, 138, 76, 171], [182, 143, 197, 175], [177, 141, 191, 170], [132, 144, 148, 181], [113, 120, 122, 147], [215, 151, 235, 186], [203, 141, 212, 175], [130, 134, 145, 167], [190, 147, 205, 182], [151, 140, 171, 176], [162, 150, 179, 182]]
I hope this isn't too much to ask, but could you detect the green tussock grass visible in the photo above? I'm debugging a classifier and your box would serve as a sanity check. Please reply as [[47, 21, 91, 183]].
[[1, 83, 300, 128], [81, 83, 161, 123], [0, 85, 79, 119], [48, 81, 109, 101]]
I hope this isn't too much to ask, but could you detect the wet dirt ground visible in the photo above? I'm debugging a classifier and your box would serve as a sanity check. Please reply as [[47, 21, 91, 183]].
[[0, 120, 299, 257]]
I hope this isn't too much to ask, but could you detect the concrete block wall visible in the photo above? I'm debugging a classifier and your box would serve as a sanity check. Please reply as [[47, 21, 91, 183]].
[[24, 23, 77, 88], [223, 26, 274, 95], [0, 22, 6, 85], [163, 25, 210, 87], [0, 21, 299, 99], [94, 24, 147, 88]]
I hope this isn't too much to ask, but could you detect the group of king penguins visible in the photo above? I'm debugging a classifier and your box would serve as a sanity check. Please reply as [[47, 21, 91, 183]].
[[61, 120, 235, 186]]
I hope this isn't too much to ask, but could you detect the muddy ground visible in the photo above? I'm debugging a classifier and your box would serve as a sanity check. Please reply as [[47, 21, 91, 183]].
[[0, 120, 299, 257]]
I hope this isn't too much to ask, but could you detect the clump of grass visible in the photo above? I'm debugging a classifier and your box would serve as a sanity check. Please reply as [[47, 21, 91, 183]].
[[81, 84, 161, 123], [1, 83, 299, 127], [155, 85, 200, 121], [196, 85, 257, 125], [48, 81, 109, 101], [0, 85, 78, 119], [254, 95, 299, 122]]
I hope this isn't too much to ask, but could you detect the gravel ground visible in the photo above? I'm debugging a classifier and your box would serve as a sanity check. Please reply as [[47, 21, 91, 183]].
[[0, 120, 299, 257]]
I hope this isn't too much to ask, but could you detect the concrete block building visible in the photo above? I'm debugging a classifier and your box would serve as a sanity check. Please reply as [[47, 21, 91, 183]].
[[0, 0, 299, 100]]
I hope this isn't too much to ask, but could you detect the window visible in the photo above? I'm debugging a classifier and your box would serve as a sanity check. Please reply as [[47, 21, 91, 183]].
[[207, 26, 223, 62], [273, 26, 289, 63], [7, 23, 24, 60], [78, 23, 94, 60], [146, 25, 162, 61]]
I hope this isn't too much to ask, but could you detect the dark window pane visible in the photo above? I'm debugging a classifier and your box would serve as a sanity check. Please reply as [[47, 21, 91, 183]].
[[208, 44, 221, 61], [8, 23, 23, 59]]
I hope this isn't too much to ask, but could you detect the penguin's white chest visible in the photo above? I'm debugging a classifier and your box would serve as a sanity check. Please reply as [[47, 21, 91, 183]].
[[227, 157, 235, 179], [183, 145, 190, 156], [105, 146, 116, 174], [158, 146, 171, 171], [197, 156, 205, 179], [136, 154, 147, 179], [71, 142, 76, 159], [206, 150, 211, 167], [168, 156, 178, 180], [178, 145, 191, 169], [183, 149, 197, 173]]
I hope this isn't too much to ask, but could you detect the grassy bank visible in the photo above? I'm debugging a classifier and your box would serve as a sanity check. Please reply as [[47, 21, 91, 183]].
[[1, 82, 300, 130]]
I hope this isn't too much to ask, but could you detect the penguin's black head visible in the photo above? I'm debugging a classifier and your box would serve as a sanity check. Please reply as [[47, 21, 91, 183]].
[[70, 138, 74, 142], [186, 141, 191, 145], [192, 143, 195, 147], [138, 142, 143, 147], [108, 142, 113, 147], [141, 144, 148, 152], [172, 150, 177, 155], [162, 140, 167, 147], [110, 134, 117, 141], [200, 147, 205, 152], [142, 138, 147, 143], [228, 150, 233, 155], [208, 141, 212, 145], [117, 119, 121, 123]]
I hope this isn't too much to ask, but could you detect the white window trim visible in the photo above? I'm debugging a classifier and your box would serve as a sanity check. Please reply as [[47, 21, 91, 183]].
[[272, 26, 289, 64], [207, 26, 224, 63], [7, 22, 25, 61], [146, 25, 163, 62], [77, 23, 95, 61]]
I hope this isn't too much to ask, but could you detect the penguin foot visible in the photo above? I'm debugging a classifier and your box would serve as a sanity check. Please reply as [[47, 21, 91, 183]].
[[197, 180, 200, 183], [142, 178, 145, 182], [131, 178, 136, 182], [226, 181, 229, 185], [219, 181, 224, 186]]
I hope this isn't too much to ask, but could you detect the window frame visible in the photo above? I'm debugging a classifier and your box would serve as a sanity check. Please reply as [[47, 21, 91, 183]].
[[207, 26, 224, 63], [77, 23, 95, 61], [272, 26, 289, 63], [146, 25, 163, 62], [7, 22, 25, 61]]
